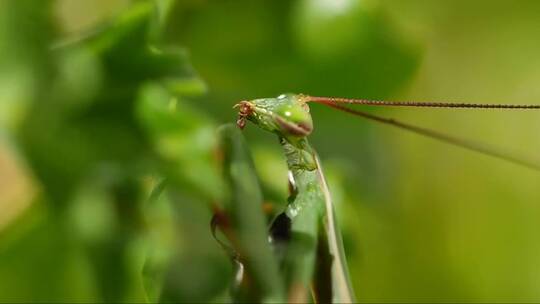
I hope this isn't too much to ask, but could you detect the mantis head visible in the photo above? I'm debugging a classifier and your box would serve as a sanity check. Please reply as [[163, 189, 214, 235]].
[[235, 94, 313, 137]]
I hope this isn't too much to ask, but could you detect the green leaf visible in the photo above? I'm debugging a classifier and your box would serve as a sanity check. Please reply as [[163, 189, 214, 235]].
[[218, 124, 285, 303], [0, 0, 53, 131], [136, 83, 224, 201]]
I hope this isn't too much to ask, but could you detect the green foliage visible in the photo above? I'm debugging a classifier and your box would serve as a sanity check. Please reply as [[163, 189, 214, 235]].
[[1, 0, 228, 302]]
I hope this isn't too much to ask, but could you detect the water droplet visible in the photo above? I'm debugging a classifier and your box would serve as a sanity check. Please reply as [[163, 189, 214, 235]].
[[288, 170, 296, 191], [288, 207, 298, 218]]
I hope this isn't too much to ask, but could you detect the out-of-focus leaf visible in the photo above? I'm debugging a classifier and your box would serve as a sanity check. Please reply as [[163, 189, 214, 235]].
[[142, 181, 232, 303], [150, 0, 178, 41], [160, 190, 231, 303], [69, 174, 146, 302], [11, 1, 216, 302], [141, 179, 171, 303], [0, 0, 53, 131], [82, 2, 201, 88], [0, 203, 96, 301], [218, 124, 285, 303], [136, 83, 223, 201]]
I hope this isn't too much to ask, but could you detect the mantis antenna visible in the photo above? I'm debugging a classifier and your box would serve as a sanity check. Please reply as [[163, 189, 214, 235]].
[[307, 97, 540, 171], [307, 96, 540, 109]]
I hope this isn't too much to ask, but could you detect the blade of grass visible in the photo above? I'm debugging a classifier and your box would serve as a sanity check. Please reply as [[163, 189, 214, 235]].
[[218, 124, 285, 303]]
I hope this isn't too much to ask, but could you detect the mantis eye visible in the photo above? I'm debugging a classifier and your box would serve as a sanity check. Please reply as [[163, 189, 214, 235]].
[[274, 103, 313, 136]]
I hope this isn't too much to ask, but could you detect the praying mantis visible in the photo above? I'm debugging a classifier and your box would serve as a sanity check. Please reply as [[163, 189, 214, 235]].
[[215, 93, 540, 303]]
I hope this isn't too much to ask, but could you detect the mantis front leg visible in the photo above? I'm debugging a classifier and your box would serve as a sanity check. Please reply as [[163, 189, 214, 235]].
[[216, 124, 354, 303], [271, 138, 335, 302]]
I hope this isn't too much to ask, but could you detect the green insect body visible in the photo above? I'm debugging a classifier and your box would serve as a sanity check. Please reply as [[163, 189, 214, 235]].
[[237, 94, 355, 303]]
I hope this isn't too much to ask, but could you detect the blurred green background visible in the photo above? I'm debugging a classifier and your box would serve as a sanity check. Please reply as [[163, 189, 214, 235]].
[[1, 0, 540, 302]]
